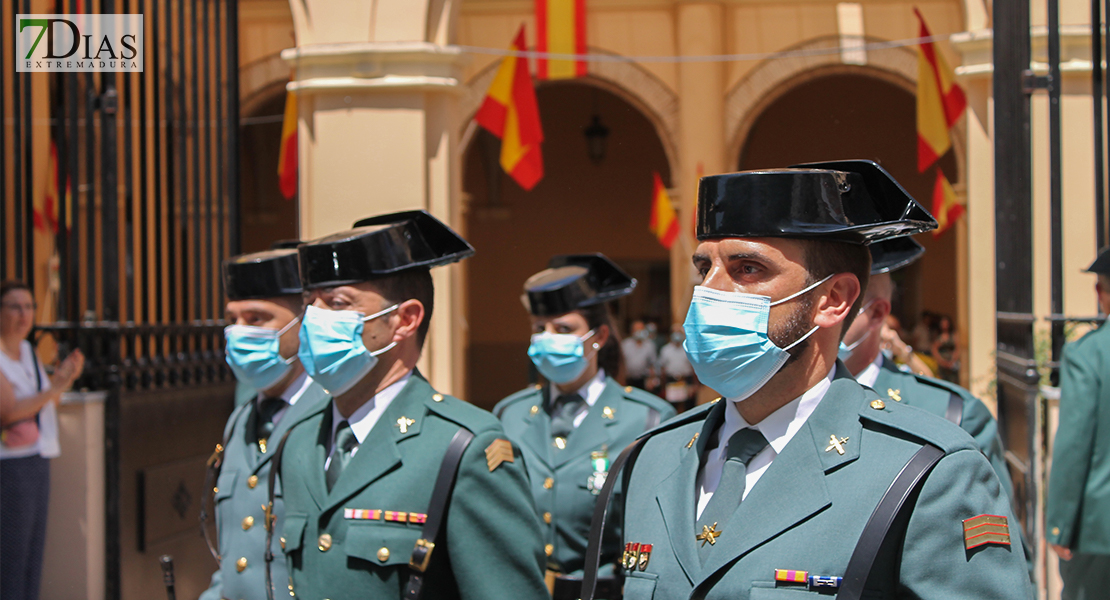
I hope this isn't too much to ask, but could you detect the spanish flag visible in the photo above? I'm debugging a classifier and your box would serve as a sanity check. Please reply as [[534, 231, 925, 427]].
[[536, 0, 587, 80], [474, 27, 545, 191], [35, 140, 62, 234], [932, 168, 965, 237], [915, 8, 966, 173], [277, 89, 298, 200], [649, 172, 679, 249]]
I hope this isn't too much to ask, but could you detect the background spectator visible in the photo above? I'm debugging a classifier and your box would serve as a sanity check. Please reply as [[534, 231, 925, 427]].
[[621, 319, 657, 390]]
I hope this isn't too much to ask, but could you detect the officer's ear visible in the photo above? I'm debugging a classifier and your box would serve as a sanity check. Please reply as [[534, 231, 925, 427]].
[[813, 272, 861, 330], [593, 324, 610, 349], [391, 299, 425, 343]]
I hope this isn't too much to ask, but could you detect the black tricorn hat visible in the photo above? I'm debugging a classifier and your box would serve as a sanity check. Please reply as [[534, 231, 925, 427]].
[[523, 253, 636, 317], [696, 160, 937, 245], [869, 236, 926, 275], [1086, 247, 1110, 276], [223, 249, 303, 301], [298, 210, 474, 290], [270, 239, 303, 250]]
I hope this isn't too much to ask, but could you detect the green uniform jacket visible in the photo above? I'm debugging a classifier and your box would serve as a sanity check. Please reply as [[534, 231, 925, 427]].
[[1047, 322, 1110, 554], [871, 355, 1015, 500], [277, 371, 550, 600], [493, 379, 676, 576], [620, 368, 1033, 600], [200, 380, 330, 600]]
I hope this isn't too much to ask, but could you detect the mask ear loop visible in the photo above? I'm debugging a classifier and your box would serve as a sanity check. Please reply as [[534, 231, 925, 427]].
[[769, 273, 835, 307], [842, 328, 871, 353], [275, 316, 302, 364], [362, 303, 400, 322]]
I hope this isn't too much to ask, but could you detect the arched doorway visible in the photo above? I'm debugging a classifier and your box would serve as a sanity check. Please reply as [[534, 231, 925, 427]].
[[462, 81, 672, 408], [738, 71, 961, 379], [239, 90, 299, 252]]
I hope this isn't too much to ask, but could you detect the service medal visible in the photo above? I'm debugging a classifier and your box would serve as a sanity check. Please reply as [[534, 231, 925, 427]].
[[587, 449, 610, 495]]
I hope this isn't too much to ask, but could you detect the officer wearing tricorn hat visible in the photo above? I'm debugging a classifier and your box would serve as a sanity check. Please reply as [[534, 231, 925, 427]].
[[200, 245, 329, 600], [271, 211, 550, 600], [494, 253, 675, 599], [1046, 246, 1110, 599], [582, 161, 1032, 600]]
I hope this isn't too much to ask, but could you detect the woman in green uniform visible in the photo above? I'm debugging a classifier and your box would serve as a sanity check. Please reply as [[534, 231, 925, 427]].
[[494, 254, 676, 600]]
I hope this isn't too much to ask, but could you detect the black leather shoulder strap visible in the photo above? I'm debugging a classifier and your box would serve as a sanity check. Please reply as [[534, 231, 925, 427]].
[[580, 437, 648, 600], [264, 428, 294, 600], [403, 427, 475, 600], [945, 392, 964, 426], [199, 403, 242, 566], [838, 443, 944, 600]]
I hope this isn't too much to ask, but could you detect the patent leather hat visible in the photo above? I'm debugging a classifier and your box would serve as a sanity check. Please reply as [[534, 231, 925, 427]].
[[1085, 246, 1110, 276], [223, 248, 303, 300], [696, 160, 937, 245], [869, 236, 926, 275], [523, 253, 636, 317], [298, 210, 474, 290]]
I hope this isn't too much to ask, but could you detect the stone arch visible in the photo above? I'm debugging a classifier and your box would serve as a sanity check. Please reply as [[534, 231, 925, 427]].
[[726, 35, 965, 183], [459, 48, 680, 184], [240, 52, 291, 115]]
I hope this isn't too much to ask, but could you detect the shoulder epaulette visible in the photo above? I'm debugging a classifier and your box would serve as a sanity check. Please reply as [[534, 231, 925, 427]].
[[909, 372, 977, 402], [859, 394, 975, 454], [426, 390, 502, 435], [635, 399, 718, 440], [492, 384, 543, 418], [619, 385, 673, 410]]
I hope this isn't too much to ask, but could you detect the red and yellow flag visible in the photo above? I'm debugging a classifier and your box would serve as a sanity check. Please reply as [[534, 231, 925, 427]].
[[915, 8, 967, 173], [649, 172, 679, 249], [277, 89, 298, 200], [474, 27, 545, 191], [932, 169, 965, 237], [35, 141, 62, 234], [535, 0, 587, 80]]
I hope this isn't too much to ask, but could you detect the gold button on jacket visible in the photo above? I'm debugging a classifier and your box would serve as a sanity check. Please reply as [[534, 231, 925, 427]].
[[236, 557, 248, 573], [318, 533, 332, 552], [247, 475, 259, 489], [377, 547, 390, 562], [242, 515, 254, 531]]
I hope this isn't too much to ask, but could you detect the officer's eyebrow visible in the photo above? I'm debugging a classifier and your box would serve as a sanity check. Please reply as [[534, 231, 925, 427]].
[[725, 251, 769, 264]]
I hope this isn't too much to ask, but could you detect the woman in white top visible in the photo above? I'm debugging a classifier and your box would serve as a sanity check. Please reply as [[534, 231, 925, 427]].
[[0, 280, 83, 600]]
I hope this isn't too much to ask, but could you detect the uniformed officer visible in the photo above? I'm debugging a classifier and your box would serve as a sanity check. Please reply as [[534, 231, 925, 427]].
[[200, 246, 329, 600], [839, 237, 1014, 498], [1046, 247, 1110, 599], [494, 254, 676, 598], [275, 210, 550, 600], [605, 161, 1032, 600]]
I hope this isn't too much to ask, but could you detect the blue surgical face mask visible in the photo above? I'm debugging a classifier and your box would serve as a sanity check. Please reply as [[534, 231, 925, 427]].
[[528, 330, 596, 384], [225, 317, 301, 392], [682, 274, 832, 401], [837, 299, 877, 362], [297, 303, 399, 396]]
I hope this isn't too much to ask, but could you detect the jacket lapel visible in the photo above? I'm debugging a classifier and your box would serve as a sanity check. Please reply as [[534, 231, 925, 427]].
[[556, 382, 622, 467], [321, 376, 430, 512], [698, 373, 866, 581], [520, 387, 555, 468], [295, 406, 332, 510], [655, 401, 725, 585], [254, 382, 329, 475]]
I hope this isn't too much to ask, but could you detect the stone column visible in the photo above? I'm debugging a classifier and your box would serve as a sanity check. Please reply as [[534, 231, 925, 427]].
[[673, 1, 728, 322], [284, 0, 469, 394]]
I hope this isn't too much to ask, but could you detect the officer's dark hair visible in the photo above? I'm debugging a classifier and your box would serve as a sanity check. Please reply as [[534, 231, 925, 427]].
[[802, 240, 871, 338], [579, 303, 624, 379], [371, 268, 435, 347], [1, 280, 32, 301]]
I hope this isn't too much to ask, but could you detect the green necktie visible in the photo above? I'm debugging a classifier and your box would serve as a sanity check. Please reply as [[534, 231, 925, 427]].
[[696, 427, 768, 562], [550, 392, 585, 442], [325, 421, 357, 492]]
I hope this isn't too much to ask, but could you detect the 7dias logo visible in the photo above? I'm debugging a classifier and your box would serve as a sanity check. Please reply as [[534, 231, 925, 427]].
[[17, 14, 143, 72]]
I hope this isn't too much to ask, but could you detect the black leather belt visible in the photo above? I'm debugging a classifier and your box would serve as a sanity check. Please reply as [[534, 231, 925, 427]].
[[554, 575, 620, 600]]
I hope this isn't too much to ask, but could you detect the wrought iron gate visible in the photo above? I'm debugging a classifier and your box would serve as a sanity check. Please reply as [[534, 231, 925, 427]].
[[2, 1, 240, 597]]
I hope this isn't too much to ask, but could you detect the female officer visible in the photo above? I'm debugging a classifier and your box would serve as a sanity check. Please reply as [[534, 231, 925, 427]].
[[494, 254, 675, 600]]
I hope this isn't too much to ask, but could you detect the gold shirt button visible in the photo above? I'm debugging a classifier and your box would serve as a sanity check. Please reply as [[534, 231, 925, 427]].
[[236, 557, 248, 572], [280, 537, 286, 550], [377, 547, 390, 562], [1052, 527, 1061, 535], [318, 533, 333, 552], [242, 516, 254, 531], [247, 475, 259, 489], [545, 544, 554, 556], [870, 399, 886, 410], [543, 477, 554, 489], [543, 512, 552, 524]]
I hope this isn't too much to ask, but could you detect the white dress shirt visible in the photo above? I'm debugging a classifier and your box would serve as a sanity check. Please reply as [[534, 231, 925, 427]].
[[549, 368, 607, 429], [256, 372, 312, 427], [854, 352, 884, 390], [326, 370, 413, 467], [695, 368, 835, 519]]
